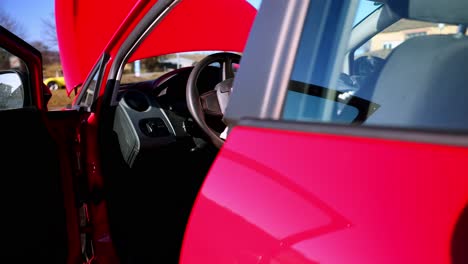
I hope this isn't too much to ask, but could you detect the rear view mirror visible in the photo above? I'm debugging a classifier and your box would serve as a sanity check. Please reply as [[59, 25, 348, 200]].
[[0, 71, 24, 110]]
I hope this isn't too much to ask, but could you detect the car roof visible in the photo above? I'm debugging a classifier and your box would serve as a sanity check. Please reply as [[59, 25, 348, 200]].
[[56, 0, 257, 92]]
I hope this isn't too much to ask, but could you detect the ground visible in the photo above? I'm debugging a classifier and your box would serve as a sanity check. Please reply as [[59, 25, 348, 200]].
[[48, 89, 73, 111], [47, 72, 167, 111]]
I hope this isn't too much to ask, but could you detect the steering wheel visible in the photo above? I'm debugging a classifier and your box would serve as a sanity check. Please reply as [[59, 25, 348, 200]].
[[186, 52, 241, 148]]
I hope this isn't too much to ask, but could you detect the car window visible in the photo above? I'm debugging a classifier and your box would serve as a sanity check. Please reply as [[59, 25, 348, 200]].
[[75, 54, 108, 111], [0, 47, 27, 110], [79, 68, 100, 108], [282, 0, 468, 131], [354, 19, 461, 60], [353, 0, 382, 26]]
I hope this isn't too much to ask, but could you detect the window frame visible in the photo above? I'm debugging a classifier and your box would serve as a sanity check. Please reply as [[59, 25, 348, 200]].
[[0, 26, 45, 110], [74, 53, 109, 111], [0, 48, 29, 110], [224, 0, 310, 124], [225, 0, 359, 123]]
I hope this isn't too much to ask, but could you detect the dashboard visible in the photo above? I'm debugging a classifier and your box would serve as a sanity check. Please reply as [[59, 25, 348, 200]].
[[113, 66, 223, 166]]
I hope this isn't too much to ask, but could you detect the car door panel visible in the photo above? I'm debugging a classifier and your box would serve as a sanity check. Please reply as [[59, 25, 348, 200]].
[[0, 27, 81, 261], [45, 110, 85, 262], [181, 123, 468, 264], [0, 109, 68, 260]]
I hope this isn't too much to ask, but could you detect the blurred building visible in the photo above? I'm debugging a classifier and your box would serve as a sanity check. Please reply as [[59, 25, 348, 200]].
[[364, 19, 459, 59]]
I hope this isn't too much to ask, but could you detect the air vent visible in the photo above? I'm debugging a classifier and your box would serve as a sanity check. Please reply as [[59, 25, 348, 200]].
[[123, 91, 150, 112]]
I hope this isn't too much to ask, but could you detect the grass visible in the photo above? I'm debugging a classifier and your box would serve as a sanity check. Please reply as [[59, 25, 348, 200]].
[[48, 89, 73, 111], [43, 63, 63, 79]]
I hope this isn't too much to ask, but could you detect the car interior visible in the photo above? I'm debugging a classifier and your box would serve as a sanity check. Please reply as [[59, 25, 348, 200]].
[[86, 0, 468, 262], [100, 53, 238, 262], [345, 1, 468, 130], [285, 0, 468, 130]]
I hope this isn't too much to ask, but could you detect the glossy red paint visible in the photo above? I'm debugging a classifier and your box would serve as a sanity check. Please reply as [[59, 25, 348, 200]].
[[56, 2, 157, 261], [56, 0, 257, 93], [130, 0, 257, 62], [83, 113, 120, 263], [55, 0, 140, 93], [181, 125, 468, 263], [60, 1, 160, 260], [56, 0, 257, 257]]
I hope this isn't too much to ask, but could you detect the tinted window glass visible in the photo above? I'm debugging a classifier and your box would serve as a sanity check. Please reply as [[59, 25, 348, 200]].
[[80, 69, 99, 108], [354, 0, 382, 26], [283, 90, 358, 123], [283, 0, 468, 131]]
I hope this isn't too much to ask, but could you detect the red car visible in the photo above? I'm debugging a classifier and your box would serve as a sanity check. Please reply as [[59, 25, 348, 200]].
[[0, 0, 467, 263]]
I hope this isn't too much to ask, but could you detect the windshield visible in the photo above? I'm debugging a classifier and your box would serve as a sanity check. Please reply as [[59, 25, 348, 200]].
[[121, 51, 241, 84]]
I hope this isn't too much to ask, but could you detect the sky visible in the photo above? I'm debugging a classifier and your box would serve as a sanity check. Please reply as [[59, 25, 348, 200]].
[[248, 0, 261, 9], [355, 0, 381, 25], [2, 0, 261, 45], [1, 0, 55, 43], [1, 0, 374, 48]]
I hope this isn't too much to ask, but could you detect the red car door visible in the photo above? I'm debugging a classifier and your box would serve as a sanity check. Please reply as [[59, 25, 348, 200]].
[[0, 26, 84, 261], [181, 1, 468, 263]]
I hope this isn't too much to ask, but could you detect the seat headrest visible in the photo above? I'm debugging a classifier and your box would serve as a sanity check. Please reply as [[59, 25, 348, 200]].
[[365, 35, 468, 130], [384, 0, 468, 25]]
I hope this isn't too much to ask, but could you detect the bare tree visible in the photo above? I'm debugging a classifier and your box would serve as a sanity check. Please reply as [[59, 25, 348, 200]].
[[41, 12, 58, 48], [29, 41, 60, 65], [0, 9, 26, 38]]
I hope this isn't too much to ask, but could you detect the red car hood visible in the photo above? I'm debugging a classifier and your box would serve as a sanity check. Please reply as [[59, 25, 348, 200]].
[[56, 0, 257, 93]]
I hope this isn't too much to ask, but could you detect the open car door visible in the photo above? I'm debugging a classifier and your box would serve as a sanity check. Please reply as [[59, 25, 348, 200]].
[[0, 27, 82, 261], [181, 1, 468, 263]]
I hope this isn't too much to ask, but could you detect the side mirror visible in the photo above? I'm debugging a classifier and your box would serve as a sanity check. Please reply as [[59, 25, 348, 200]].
[[0, 71, 24, 110]]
